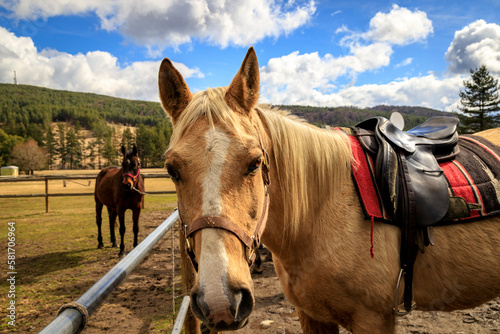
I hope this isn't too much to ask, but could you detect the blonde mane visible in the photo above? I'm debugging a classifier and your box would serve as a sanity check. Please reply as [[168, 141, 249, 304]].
[[168, 87, 352, 237], [255, 107, 352, 236]]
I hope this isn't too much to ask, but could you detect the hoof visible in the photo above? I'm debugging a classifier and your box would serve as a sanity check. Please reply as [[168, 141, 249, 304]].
[[112, 243, 117, 248], [98, 244, 104, 249], [118, 251, 124, 258]]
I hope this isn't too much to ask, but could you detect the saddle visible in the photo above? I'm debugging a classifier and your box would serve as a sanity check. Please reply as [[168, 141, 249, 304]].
[[355, 114, 460, 315]]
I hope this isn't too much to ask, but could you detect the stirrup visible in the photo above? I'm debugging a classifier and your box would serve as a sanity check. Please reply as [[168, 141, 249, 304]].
[[393, 268, 417, 316]]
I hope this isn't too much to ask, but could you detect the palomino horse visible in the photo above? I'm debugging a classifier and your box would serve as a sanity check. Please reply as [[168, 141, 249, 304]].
[[159, 48, 500, 333], [95, 145, 144, 257]]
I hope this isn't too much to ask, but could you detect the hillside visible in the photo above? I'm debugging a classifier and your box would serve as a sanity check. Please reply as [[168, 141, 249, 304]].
[[0, 83, 168, 135], [0, 83, 453, 170], [0, 84, 172, 169], [282, 105, 449, 129]]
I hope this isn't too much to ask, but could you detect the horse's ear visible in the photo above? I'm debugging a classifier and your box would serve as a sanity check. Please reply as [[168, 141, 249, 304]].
[[159, 58, 192, 124], [132, 144, 138, 156], [225, 47, 260, 115], [121, 145, 126, 155]]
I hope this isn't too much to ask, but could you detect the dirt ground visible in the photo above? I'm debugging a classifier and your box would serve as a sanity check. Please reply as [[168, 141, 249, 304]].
[[69, 210, 500, 334]]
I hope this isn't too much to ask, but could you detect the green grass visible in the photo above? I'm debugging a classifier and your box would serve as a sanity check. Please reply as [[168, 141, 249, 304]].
[[0, 189, 178, 332]]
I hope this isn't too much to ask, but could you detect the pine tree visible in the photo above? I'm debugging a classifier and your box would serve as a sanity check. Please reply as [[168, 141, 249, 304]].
[[121, 127, 135, 149], [66, 128, 81, 169], [457, 65, 500, 133], [56, 123, 67, 169], [44, 126, 56, 170]]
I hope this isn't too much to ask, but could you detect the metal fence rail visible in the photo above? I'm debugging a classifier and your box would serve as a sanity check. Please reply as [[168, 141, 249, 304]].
[[39, 210, 180, 334], [171, 296, 191, 334]]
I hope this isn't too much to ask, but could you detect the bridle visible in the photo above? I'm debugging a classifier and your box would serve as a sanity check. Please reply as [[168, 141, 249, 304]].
[[180, 145, 271, 272], [123, 159, 141, 185]]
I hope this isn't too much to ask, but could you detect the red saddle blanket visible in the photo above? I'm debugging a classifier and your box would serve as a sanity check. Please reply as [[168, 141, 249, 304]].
[[348, 132, 500, 225]]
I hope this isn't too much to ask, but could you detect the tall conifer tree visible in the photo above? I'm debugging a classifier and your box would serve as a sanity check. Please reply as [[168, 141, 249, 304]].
[[457, 65, 500, 133]]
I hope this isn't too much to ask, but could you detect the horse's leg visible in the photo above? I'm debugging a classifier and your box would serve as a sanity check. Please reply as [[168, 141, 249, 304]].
[[251, 248, 263, 274], [107, 207, 117, 247], [298, 309, 339, 334], [179, 221, 200, 334], [350, 309, 395, 334], [118, 209, 126, 257], [95, 200, 104, 249], [132, 207, 140, 247]]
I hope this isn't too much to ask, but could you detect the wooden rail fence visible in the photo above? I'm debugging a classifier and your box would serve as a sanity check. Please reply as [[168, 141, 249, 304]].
[[0, 174, 175, 212]]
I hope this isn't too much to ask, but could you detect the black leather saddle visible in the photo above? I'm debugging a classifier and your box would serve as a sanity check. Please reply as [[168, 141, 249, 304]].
[[356, 116, 459, 226], [355, 114, 460, 314]]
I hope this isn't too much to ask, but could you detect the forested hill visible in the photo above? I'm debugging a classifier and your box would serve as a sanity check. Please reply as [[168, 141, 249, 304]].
[[0, 83, 167, 137], [283, 105, 449, 129], [1, 83, 449, 138], [0, 83, 452, 170], [0, 83, 172, 169]]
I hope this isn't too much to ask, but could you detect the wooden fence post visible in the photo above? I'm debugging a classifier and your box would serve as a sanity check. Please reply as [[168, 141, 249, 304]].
[[45, 177, 49, 213]]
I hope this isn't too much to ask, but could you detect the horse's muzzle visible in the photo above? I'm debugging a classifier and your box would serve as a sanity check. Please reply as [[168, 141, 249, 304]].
[[122, 182, 132, 190], [190, 287, 253, 331]]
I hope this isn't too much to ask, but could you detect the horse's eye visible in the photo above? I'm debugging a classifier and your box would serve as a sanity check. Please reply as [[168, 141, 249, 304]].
[[166, 164, 181, 182], [247, 157, 262, 175]]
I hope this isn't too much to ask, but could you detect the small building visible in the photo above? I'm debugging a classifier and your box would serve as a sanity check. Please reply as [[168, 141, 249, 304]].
[[1, 166, 19, 177]]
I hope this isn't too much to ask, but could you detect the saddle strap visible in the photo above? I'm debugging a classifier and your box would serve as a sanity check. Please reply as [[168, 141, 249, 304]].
[[398, 153, 419, 313]]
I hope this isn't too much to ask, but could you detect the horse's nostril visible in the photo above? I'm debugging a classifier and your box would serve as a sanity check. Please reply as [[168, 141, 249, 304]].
[[190, 288, 254, 330], [235, 288, 254, 321]]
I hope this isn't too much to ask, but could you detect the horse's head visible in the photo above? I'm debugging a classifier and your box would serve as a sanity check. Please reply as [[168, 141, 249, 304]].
[[159, 48, 270, 331], [121, 145, 141, 190]]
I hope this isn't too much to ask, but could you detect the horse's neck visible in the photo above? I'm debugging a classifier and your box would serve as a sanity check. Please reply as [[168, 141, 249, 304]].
[[260, 112, 353, 257]]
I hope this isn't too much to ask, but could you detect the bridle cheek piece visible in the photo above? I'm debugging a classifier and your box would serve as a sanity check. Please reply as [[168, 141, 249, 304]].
[[123, 161, 142, 185], [180, 148, 271, 273]]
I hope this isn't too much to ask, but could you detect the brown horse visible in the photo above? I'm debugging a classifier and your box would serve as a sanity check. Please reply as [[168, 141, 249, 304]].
[[95, 145, 144, 257], [159, 48, 500, 333]]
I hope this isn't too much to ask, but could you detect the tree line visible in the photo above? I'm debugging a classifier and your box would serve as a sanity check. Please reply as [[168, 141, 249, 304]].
[[0, 84, 172, 173], [1, 66, 498, 174]]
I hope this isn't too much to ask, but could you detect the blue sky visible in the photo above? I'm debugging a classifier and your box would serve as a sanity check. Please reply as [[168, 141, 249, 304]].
[[1, 1, 499, 112]]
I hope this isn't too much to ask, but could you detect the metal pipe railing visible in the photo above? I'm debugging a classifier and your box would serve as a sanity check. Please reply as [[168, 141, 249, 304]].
[[39, 210, 179, 334], [171, 296, 191, 334]]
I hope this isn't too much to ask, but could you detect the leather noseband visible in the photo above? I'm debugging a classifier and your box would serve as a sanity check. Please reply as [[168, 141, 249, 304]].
[[180, 146, 271, 272]]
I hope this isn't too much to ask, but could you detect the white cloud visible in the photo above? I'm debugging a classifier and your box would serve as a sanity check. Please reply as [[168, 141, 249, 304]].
[[261, 5, 437, 108], [260, 43, 394, 105], [3, 0, 316, 52], [262, 71, 463, 111], [0, 26, 203, 101], [395, 57, 413, 68], [446, 20, 500, 75], [364, 4, 433, 45]]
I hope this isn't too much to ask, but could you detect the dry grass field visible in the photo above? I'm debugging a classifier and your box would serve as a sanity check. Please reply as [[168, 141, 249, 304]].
[[0, 169, 180, 332]]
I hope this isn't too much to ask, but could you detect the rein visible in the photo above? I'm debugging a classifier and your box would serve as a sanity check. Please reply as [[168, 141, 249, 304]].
[[180, 144, 271, 272]]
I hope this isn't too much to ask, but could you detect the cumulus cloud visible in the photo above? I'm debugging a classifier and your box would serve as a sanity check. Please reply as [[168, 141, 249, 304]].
[[261, 5, 437, 107], [364, 4, 433, 45], [445, 20, 500, 75], [262, 71, 463, 111], [0, 26, 203, 101], [3, 0, 316, 52], [260, 43, 393, 104]]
